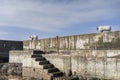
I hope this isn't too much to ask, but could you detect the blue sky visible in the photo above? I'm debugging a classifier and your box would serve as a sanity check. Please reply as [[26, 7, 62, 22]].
[[0, 0, 120, 40]]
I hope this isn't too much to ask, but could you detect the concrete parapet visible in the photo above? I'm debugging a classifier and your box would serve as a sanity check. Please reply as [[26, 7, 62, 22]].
[[9, 50, 61, 80], [42, 50, 120, 80], [9, 50, 33, 65], [23, 31, 120, 50], [9, 50, 120, 80]]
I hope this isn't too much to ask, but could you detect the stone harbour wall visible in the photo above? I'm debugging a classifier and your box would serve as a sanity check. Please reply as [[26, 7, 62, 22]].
[[9, 50, 51, 79], [23, 31, 120, 50], [9, 50, 120, 80], [9, 50, 32, 64], [0, 40, 23, 52], [0, 63, 22, 76], [42, 50, 120, 80], [0, 40, 23, 62]]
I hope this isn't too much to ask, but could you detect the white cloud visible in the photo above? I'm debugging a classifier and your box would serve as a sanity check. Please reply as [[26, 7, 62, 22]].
[[0, 31, 10, 39], [0, 31, 8, 35], [0, 0, 119, 32], [111, 25, 120, 31]]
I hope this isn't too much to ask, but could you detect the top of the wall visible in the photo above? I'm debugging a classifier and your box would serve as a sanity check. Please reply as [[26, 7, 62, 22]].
[[0, 40, 22, 42], [24, 31, 120, 41]]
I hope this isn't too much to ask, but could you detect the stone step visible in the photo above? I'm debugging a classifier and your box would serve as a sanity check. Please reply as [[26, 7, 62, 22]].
[[51, 72, 63, 77], [31, 54, 42, 58], [43, 64, 54, 69], [33, 51, 44, 54], [39, 61, 50, 65], [35, 57, 46, 61], [31, 51, 64, 80], [48, 68, 59, 73]]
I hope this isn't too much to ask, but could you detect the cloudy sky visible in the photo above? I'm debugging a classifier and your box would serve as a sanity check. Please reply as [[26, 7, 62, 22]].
[[0, 0, 120, 40]]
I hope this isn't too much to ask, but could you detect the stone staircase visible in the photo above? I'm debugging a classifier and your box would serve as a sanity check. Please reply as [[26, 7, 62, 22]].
[[31, 51, 64, 80]]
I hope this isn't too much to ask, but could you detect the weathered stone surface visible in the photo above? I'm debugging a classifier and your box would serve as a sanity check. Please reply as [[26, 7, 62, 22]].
[[42, 50, 120, 80], [23, 31, 120, 50], [0, 40, 23, 63], [0, 63, 22, 76], [0, 40, 23, 52]]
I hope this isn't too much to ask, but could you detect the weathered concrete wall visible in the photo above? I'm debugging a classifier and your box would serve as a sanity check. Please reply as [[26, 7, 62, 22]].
[[23, 31, 120, 50], [0, 63, 22, 76], [9, 50, 33, 65], [9, 50, 120, 80], [42, 50, 120, 80], [9, 50, 51, 79], [0, 40, 23, 62], [0, 40, 23, 52]]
